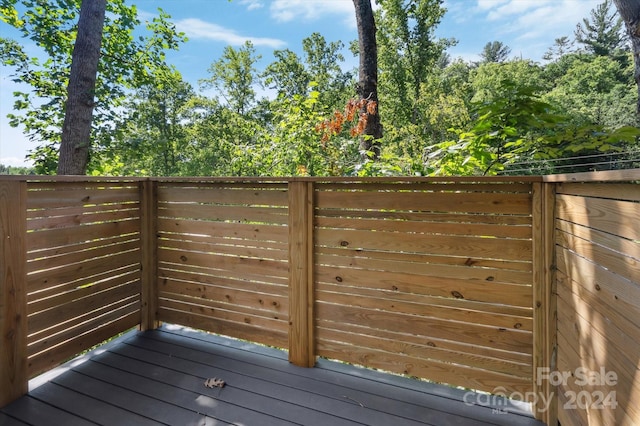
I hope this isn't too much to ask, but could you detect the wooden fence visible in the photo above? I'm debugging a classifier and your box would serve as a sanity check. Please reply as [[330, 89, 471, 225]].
[[1, 171, 639, 425], [547, 171, 640, 425]]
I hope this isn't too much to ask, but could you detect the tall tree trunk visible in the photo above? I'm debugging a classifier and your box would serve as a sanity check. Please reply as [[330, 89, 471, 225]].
[[57, 0, 106, 175], [353, 0, 383, 159], [613, 0, 640, 120]]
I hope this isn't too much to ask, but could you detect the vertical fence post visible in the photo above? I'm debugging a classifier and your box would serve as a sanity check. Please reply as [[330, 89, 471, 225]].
[[0, 180, 28, 407], [140, 179, 158, 331], [288, 180, 315, 367], [532, 182, 558, 425]]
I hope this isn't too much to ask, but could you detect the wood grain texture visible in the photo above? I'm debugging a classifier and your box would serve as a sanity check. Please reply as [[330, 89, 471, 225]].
[[0, 181, 28, 406], [314, 181, 537, 398], [555, 182, 640, 426], [287, 181, 314, 367]]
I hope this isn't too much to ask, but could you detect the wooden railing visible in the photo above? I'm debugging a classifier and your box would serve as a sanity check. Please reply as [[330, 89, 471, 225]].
[[545, 170, 640, 426], [1, 171, 639, 425]]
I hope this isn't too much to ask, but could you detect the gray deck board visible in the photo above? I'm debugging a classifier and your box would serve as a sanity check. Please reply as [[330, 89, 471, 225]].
[[1, 325, 545, 426]]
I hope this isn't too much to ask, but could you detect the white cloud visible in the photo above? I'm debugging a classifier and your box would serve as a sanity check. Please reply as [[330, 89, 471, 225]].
[[487, 0, 552, 21], [470, 0, 602, 59], [477, 0, 510, 11], [269, 0, 354, 23], [175, 18, 286, 48], [0, 156, 33, 168], [239, 0, 264, 11]]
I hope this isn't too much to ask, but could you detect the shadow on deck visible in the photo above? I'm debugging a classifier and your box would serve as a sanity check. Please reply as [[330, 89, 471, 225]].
[[1, 325, 543, 426]]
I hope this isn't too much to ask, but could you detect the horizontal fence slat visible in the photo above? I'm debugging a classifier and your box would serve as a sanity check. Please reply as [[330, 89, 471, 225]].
[[158, 248, 288, 280], [316, 189, 532, 214], [555, 246, 640, 321], [315, 317, 531, 366], [158, 296, 287, 331], [316, 289, 532, 331], [27, 250, 141, 293], [157, 306, 288, 349], [28, 282, 141, 335], [316, 228, 532, 261], [158, 186, 289, 206], [555, 193, 640, 241], [316, 325, 531, 378], [26, 202, 139, 220], [158, 238, 288, 262], [316, 338, 532, 395], [316, 302, 532, 354], [316, 281, 531, 318], [315, 266, 533, 306], [158, 218, 287, 243], [27, 239, 141, 274], [158, 203, 288, 225], [158, 265, 288, 294], [316, 247, 532, 272], [28, 298, 139, 353], [315, 182, 534, 193], [316, 207, 534, 225], [556, 218, 640, 262], [27, 264, 140, 304], [27, 186, 140, 210], [27, 313, 139, 379], [556, 182, 640, 202], [159, 278, 287, 318], [28, 208, 139, 231], [316, 216, 533, 238], [556, 228, 639, 285], [28, 269, 140, 314], [27, 220, 140, 252]]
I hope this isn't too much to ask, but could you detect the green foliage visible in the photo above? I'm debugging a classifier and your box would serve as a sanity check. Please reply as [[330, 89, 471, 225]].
[[479, 41, 511, 63], [2, 0, 637, 178], [470, 59, 545, 103], [262, 33, 354, 111], [0, 0, 186, 173], [262, 49, 309, 98], [376, 0, 454, 127], [100, 70, 194, 176], [574, 0, 627, 57], [544, 53, 637, 128], [201, 41, 260, 115], [428, 79, 640, 175], [0, 163, 35, 175]]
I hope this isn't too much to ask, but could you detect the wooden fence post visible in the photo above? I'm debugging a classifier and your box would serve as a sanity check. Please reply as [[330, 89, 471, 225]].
[[140, 179, 158, 331], [532, 182, 558, 425], [0, 180, 28, 407], [288, 180, 315, 367]]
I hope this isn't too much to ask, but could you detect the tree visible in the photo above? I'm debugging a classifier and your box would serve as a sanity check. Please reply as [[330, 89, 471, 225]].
[[575, 0, 627, 56], [352, 0, 383, 157], [544, 53, 637, 128], [479, 41, 511, 63], [543, 36, 574, 61], [262, 49, 309, 98], [302, 33, 353, 110], [201, 41, 260, 115], [104, 70, 194, 176], [375, 0, 452, 127], [613, 0, 640, 117], [57, 0, 106, 175], [428, 79, 640, 176], [471, 59, 545, 104], [0, 1, 186, 174]]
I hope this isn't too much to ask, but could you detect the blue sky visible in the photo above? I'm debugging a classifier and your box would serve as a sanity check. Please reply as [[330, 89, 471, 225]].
[[1, 0, 602, 167]]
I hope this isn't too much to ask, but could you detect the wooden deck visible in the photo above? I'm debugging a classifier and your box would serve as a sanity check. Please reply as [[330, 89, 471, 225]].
[[1, 325, 544, 426]]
